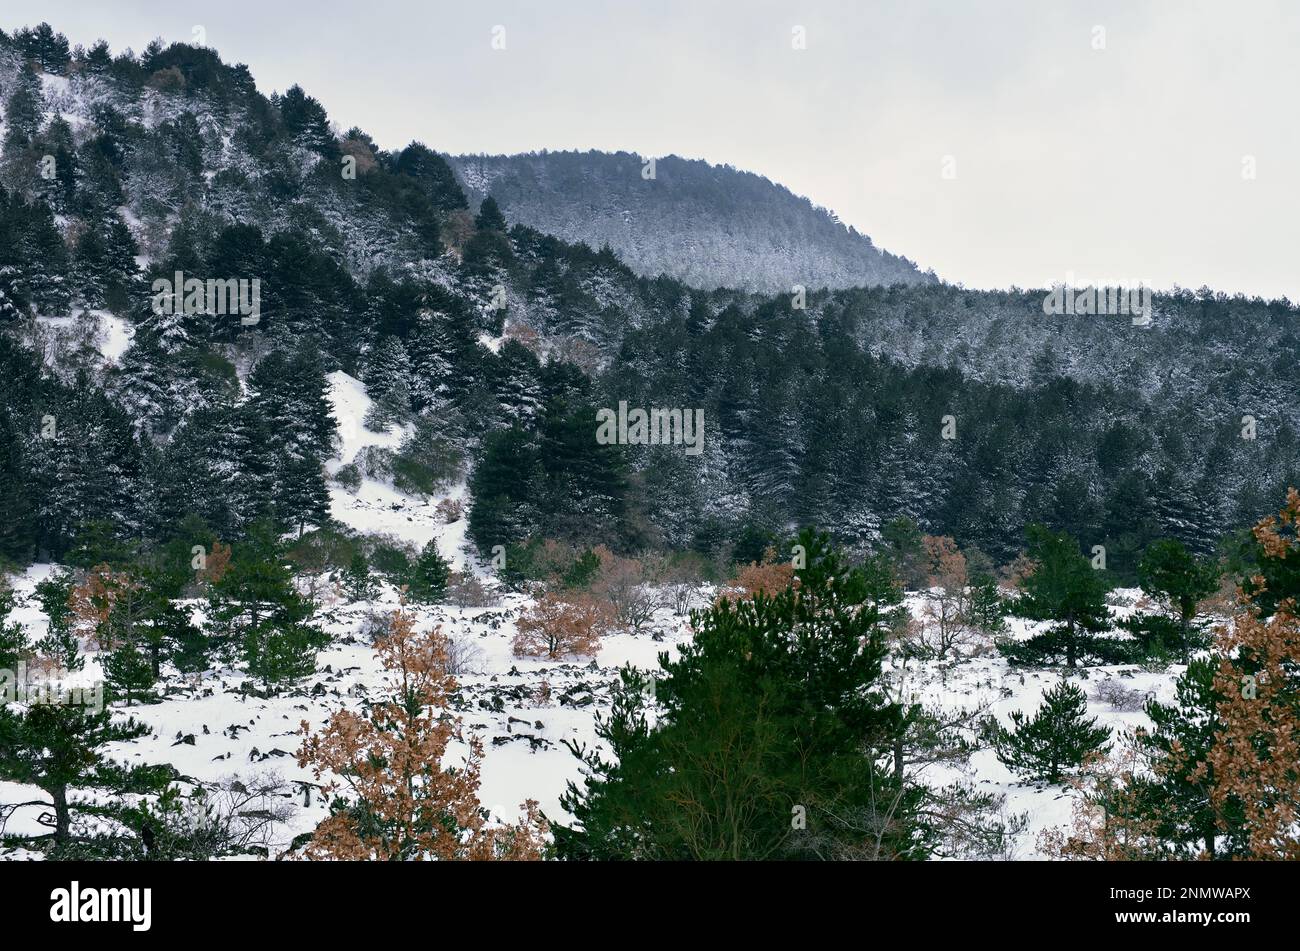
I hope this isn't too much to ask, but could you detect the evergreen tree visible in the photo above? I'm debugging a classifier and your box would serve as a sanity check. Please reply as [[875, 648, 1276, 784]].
[[1205, 490, 1300, 859], [1134, 658, 1248, 858], [100, 636, 156, 707], [1132, 538, 1219, 662], [405, 304, 481, 412], [34, 569, 81, 670], [467, 425, 542, 553], [965, 564, 1006, 638], [0, 702, 172, 857], [277, 84, 335, 156], [362, 335, 412, 405], [537, 395, 630, 545], [92, 570, 165, 706], [492, 339, 543, 421], [246, 347, 336, 534], [0, 583, 29, 671], [341, 551, 377, 602], [1001, 525, 1120, 668], [394, 143, 467, 212], [13, 23, 72, 73], [0, 407, 37, 561], [474, 195, 507, 232], [407, 539, 450, 604], [881, 516, 927, 590], [206, 527, 325, 693], [556, 530, 924, 860], [2, 71, 41, 149], [995, 680, 1112, 783]]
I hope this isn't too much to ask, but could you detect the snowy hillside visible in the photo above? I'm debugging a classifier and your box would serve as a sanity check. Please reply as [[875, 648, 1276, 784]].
[[451, 151, 934, 293]]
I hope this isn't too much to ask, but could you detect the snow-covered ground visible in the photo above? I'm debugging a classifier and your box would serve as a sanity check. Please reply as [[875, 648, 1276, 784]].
[[326, 370, 477, 569], [0, 560, 1187, 859], [0, 367, 1191, 860]]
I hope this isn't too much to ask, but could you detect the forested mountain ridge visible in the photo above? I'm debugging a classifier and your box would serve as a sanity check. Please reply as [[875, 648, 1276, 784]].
[[450, 150, 933, 293], [0, 21, 1297, 586]]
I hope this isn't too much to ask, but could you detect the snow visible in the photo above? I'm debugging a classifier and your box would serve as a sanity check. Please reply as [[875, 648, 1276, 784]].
[[324, 370, 473, 565], [33, 310, 135, 367], [326, 370, 407, 467], [0, 548, 1195, 861], [96, 312, 134, 364]]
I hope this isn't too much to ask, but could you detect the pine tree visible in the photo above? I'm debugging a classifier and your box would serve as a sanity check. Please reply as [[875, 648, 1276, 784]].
[[243, 619, 325, 693], [362, 335, 412, 405], [277, 85, 335, 156], [537, 396, 629, 544], [13, 23, 72, 73], [965, 569, 1006, 638], [1001, 525, 1121, 668], [1205, 490, 1300, 859], [1135, 538, 1219, 663], [363, 334, 415, 431], [0, 405, 36, 561], [0, 582, 29, 670], [474, 195, 508, 232], [90, 570, 160, 706], [467, 425, 542, 553], [34, 569, 81, 670], [556, 530, 923, 860], [2, 72, 41, 149], [406, 305, 479, 412], [881, 516, 927, 590], [246, 347, 336, 534], [1135, 658, 1248, 858], [100, 636, 156, 707], [394, 143, 468, 213], [407, 539, 450, 604], [0, 702, 172, 857], [995, 680, 1112, 783], [492, 339, 543, 421], [341, 551, 377, 602], [206, 528, 325, 693]]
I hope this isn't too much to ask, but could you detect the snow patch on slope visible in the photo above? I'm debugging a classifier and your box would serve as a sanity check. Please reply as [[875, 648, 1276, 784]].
[[324, 371, 470, 568]]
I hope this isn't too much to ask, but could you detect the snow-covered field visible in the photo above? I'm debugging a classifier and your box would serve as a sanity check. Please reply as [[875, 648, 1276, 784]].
[[0, 365, 1189, 860], [0, 566, 1186, 859]]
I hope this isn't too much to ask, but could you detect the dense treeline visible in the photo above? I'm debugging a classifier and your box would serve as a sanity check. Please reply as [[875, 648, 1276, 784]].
[[0, 23, 1296, 584]]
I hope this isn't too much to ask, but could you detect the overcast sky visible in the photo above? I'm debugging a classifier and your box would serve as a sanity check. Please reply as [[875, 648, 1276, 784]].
[[14, 1, 1300, 299]]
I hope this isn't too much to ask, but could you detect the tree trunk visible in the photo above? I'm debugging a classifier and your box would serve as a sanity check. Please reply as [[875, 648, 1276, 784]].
[[50, 784, 70, 846]]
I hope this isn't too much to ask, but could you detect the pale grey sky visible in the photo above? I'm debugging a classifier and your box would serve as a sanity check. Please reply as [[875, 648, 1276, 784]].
[[14, 1, 1300, 299]]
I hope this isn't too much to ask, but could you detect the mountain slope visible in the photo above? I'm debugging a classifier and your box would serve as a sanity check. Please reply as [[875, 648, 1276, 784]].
[[451, 150, 933, 293]]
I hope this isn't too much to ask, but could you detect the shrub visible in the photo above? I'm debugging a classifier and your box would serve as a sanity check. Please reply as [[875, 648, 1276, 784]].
[[444, 635, 486, 676], [435, 497, 464, 523], [590, 546, 657, 634], [391, 418, 466, 496], [447, 571, 497, 609], [333, 462, 361, 493], [512, 592, 611, 660], [717, 546, 795, 603], [368, 535, 417, 584]]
